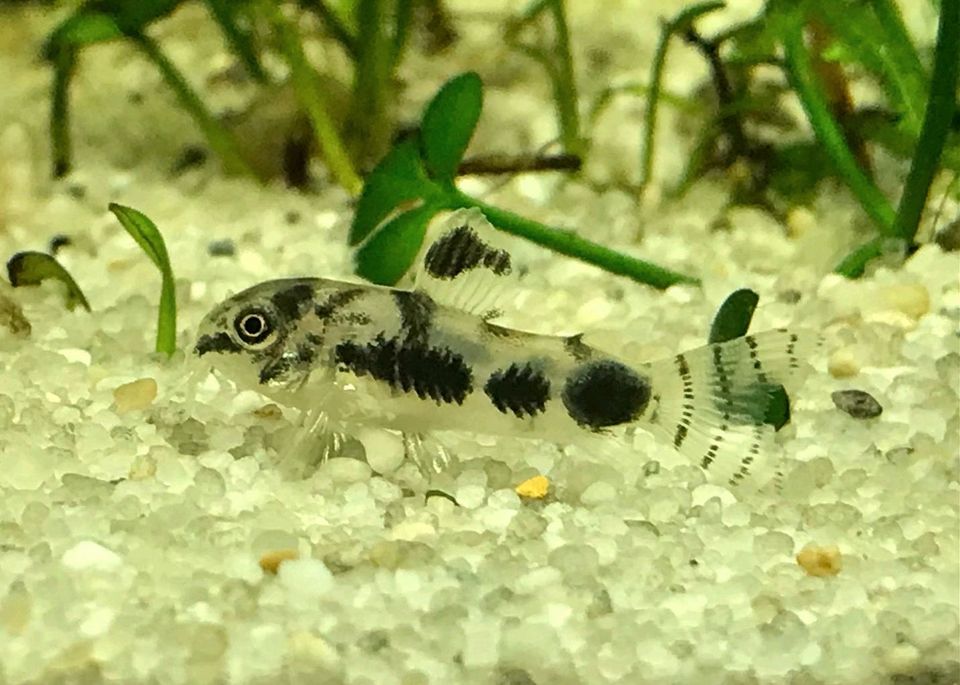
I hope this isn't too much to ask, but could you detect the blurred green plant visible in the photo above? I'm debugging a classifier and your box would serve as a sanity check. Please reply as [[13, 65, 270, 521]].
[[6, 251, 91, 312], [109, 203, 177, 356], [43, 0, 261, 180], [350, 71, 699, 289], [505, 0, 584, 159], [631, 0, 958, 275]]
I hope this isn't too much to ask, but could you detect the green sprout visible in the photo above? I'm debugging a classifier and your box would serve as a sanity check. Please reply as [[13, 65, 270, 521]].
[[108, 203, 177, 356], [349, 71, 699, 289], [6, 252, 91, 312]]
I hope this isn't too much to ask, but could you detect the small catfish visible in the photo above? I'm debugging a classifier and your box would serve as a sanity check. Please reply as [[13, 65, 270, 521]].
[[195, 209, 818, 489]]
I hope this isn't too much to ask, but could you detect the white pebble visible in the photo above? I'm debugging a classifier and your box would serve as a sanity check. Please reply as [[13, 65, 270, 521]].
[[61, 541, 123, 571], [357, 428, 405, 474], [277, 558, 333, 598]]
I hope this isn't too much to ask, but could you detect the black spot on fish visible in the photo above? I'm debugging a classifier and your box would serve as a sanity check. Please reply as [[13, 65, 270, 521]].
[[484, 362, 551, 418], [314, 288, 366, 321], [564, 334, 593, 361], [562, 359, 651, 429], [424, 225, 512, 280], [271, 282, 315, 322], [296, 342, 316, 366], [334, 335, 472, 404], [195, 332, 241, 356], [394, 290, 435, 345], [259, 357, 288, 384]]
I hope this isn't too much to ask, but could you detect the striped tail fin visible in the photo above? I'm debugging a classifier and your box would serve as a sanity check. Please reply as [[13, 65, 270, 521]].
[[642, 329, 822, 490]]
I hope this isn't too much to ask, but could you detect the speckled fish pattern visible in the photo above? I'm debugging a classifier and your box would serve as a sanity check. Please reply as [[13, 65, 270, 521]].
[[195, 210, 818, 488]]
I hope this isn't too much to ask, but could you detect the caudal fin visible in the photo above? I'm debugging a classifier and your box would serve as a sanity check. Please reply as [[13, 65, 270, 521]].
[[642, 329, 822, 490]]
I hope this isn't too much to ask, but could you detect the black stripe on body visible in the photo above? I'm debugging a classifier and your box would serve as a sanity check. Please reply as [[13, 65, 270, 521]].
[[484, 363, 551, 418], [195, 331, 241, 356], [334, 335, 472, 405], [259, 343, 317, 385], [393, 291, 435, 346], [270, 283, 315, 322], [314, 288, 366, 322], [424, 225, 512, 279]]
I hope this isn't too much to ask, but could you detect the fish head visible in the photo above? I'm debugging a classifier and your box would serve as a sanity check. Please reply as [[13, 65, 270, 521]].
[[194, 277, 323, 395]]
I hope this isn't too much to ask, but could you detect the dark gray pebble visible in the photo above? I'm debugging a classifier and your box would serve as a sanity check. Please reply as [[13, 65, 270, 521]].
[[832, 389, 883, 419], [207, 239, 236, 257]]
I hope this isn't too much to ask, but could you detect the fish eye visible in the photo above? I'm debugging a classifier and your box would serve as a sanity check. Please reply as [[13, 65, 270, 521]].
[[234, 308, 274, 346]]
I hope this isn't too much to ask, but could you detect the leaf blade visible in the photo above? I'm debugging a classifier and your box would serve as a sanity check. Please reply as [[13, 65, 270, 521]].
[[708, 288, 759, 344], [354, 202, 440, 285], [108, 203, 177, 355], [420, 71, 483, 181], [349, 135, 435, 246], [6, 251, 91, 312]]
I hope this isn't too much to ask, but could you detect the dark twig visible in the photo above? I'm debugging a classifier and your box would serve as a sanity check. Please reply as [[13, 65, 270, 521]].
[[682, 26, 748, 155], [457, 152, 582, 176]]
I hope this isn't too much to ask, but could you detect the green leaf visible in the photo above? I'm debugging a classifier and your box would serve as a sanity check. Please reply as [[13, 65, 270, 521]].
[[42, 0, 182, 58], [708, 288, 759, 344], [420, 72, 483, 181], [43, 12, 121, 58], [6, 251, 91, 312], [354, 201, 441, 285], [108, 203, 177, 355], [349, 135, 436, 246]]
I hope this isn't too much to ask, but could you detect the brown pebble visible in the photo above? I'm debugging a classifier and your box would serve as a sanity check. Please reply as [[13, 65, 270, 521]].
[[113, 378, 158, 413], [796, 544, 842, 577], [259, 549, 299, 574], [832, 389, 882, 419], [0, 293, 30, 338], [253, 403, 283, 420]]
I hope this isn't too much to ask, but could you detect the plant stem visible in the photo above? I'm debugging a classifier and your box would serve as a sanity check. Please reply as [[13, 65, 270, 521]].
[[454, 191, 700, 289], [507, 0, 584, 157], [866, 0, 929, 134], [262, 1, 362, 195], [203, 0, 268, 83], [890, 0, 960, 242], [50, 47, 75, 178], [834, 235, 888, 278], [300, 0, 358, 58], [131, 31, 258, 179], [349, 0, 393, 165], [546, 0, 583, 157], [783, 21, 896, 235], [639, 1, 725, 190]]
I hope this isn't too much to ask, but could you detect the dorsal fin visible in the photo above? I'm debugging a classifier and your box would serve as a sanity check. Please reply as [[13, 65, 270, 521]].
[[410, 208, 519, 317]]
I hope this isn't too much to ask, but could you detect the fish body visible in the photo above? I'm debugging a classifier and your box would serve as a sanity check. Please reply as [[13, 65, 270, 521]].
[[196, 209, 817, 488]]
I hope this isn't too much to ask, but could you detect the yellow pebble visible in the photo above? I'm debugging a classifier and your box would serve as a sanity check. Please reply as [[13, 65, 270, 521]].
[[113, 378, 158, 413], [828, 348, 860, 379], [796, 544, 842, 577], [882, 283, 930, 321], [259, 549, 299, 575], [515, 475, 549, 499]]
